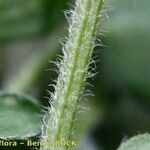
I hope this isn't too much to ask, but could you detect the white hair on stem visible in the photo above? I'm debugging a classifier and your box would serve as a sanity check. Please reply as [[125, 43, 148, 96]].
[[41, 0, 105, 150]]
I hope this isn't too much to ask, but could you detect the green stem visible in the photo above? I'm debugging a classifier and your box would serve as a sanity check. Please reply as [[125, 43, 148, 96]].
[[41, 0, 104, 149], [66, 0, 103, 145], [54, 0, 92, 141]]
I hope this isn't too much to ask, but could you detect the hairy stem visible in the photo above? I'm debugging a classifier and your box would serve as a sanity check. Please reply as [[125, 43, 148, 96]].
[[41, 0, 104, 149]]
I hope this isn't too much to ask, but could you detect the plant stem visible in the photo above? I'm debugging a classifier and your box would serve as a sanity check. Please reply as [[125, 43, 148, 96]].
[[41, 0, 104, 149]]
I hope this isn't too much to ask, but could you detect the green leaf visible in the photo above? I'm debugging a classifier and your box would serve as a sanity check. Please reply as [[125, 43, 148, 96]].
[[0, 92, 41, 139], [118, 134, 150, 150]]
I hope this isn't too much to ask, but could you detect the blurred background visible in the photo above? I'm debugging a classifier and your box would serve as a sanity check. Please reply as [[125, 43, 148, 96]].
[[0, 0, 150, 150]]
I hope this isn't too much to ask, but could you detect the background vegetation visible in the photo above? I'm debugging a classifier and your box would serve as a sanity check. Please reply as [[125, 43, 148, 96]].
[[0, 0, 149, 150]]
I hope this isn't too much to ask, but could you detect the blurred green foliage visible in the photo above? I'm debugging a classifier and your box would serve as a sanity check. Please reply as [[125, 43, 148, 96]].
[[93, 0, 150, 149], [0, 92, 40, 138], [0, 0, 68, 41], [0, 0, 150, 150], [0, 92, 41, 150]]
